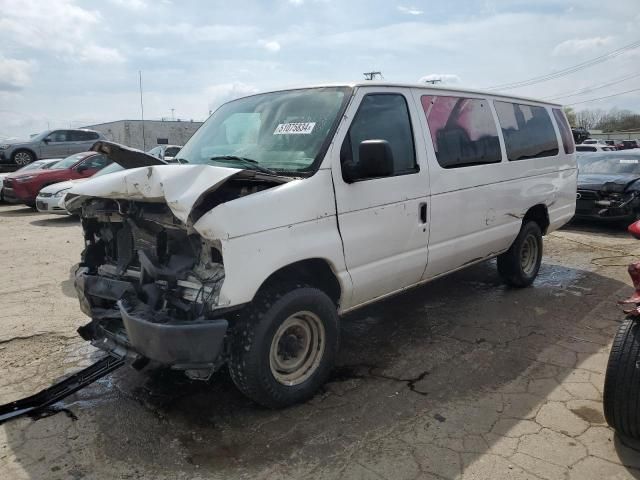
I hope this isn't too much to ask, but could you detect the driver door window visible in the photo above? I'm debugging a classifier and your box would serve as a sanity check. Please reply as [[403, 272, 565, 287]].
[[42, 130, 71, 158], [340, 94, 417, 181]]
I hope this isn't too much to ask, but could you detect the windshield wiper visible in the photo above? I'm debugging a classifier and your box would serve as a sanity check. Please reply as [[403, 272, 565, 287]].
[[209, 155, 278, 176]]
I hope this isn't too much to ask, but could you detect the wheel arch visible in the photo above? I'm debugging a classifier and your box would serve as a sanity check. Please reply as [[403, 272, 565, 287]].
[[11, 148, 37, 164], [256, 258, 342, 307], [523, 204, 550, 235]]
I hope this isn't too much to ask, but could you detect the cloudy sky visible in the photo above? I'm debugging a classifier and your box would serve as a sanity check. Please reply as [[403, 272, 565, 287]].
[[0, 0, 639, 138]]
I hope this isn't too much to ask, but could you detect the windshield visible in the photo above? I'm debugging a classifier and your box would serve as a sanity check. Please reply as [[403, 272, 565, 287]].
[[577, 152, 640, 175], [91, 162, 124, 177], [51, 152, 91, 169], [18, 160, 53, 172], [177, 87, 351, 175]]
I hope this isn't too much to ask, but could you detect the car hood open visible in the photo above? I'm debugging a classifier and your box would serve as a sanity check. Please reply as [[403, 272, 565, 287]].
[[90, 141, 166, 169]]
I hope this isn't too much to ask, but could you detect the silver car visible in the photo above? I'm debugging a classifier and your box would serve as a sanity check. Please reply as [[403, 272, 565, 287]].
[[0, 129, 105, 167]]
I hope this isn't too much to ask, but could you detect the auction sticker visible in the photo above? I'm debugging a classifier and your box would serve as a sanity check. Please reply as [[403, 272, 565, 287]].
[[620, 159, 638, 164], [273, 122, 316, 135]]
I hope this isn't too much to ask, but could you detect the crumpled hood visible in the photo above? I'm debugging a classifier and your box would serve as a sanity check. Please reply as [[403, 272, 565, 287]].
[[90, 141, 166, 168], [66, 164, 288, 224], [578, 173, 640, 192]]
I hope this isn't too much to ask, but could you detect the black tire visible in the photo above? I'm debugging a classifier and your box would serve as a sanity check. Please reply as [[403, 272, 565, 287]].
[[228, 282, 339, 408], [604, 318, 640, 439], [11, 149, 35, 166], [497, 221, 543, 288]]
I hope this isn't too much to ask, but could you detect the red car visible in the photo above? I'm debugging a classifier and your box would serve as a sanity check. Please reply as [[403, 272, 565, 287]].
[[3, 152, 110, 207]]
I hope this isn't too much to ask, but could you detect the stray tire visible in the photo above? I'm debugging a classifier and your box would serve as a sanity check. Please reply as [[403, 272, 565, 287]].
[[12, 150, 35, 167], [497, 221, 543, 288], [228, 282, 339, 408], [604, 318, 640, 439]]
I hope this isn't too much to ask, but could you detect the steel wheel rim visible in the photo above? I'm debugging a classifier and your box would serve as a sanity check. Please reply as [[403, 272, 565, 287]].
[[14, 152, 30, 166], [269, 311, 326, 386], [520, 234, 538, 276]]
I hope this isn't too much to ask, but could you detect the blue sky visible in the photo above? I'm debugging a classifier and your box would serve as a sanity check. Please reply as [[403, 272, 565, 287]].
[[0, 0, 639, 138]]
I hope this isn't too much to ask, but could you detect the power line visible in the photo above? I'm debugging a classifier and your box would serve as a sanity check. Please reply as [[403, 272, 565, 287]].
[[486, 39, 640, 91], [565, 87, 640, 106], [544, 71, 640, 100]]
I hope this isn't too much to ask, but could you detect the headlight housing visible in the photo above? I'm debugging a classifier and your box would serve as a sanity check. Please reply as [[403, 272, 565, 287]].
[[54, 188, 71, 198], [0, 144, 11, 150], [15, 175, 35, 182]]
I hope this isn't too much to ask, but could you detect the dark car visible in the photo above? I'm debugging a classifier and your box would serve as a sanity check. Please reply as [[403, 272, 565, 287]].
[[3, 151, 110, 207], [620, 140, 640, 150], [576, 151, 640, 221]]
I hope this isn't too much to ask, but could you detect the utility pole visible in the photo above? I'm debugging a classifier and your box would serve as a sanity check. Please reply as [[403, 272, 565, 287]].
[[139, 70, 146, 150], [363, 71, 383, 81]]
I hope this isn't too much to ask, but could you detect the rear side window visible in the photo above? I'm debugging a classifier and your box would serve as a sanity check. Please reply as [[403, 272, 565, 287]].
[[421, 95, 501, 168], [69, 130, 96, 141], [165, 147, 181, 156], [494, 101, 559, 161], [552, 108, 575, 154], [340, 93, 417, 178]]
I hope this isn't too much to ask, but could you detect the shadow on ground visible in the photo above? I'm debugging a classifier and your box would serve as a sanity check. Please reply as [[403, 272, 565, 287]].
[[3, 260, 639, 478], [29, 216, 78, 228], [0, 206, 38, 217]]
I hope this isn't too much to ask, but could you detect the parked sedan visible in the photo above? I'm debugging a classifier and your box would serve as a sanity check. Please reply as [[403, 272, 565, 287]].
[[36, 162, 124, 214], [576, 151, 640, 221], [0, 159, 61, 202], [576, 144, 616, 152], [3, 152, 110, 207], [147, 145, 183, 163]]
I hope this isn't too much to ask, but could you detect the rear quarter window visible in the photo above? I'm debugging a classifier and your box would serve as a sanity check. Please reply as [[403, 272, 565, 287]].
[[552, 108, 575, 154], [494, 101, 559, 161], [421, 95, 501, 168]]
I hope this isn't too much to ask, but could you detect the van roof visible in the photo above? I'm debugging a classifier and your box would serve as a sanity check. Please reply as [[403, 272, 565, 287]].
[[264, 82, 563, 107]]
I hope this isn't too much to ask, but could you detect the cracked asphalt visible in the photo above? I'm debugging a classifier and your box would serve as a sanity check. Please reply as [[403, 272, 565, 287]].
[[1, 203, 640, 479]]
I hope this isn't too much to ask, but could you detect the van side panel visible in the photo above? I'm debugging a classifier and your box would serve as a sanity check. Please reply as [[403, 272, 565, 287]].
[[413, 89, 576, 280]]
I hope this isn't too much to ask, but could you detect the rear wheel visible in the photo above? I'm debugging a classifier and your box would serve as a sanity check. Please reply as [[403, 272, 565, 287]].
[[12, 150, 34, 166], [497, 221, 543, 287], [228, 282, 339, 408], [604, 318, 640, 439]]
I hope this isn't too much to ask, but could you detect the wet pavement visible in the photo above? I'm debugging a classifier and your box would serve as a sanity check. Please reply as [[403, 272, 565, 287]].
[[1, 204, 640, 479]]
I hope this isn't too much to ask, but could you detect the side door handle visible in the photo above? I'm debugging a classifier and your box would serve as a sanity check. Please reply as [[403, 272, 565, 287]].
[[419, 202, 427, 224]]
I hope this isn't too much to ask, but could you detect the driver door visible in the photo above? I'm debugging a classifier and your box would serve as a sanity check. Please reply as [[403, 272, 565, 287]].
[[331, 87, 430, 309], [42, 130, 73, 158]]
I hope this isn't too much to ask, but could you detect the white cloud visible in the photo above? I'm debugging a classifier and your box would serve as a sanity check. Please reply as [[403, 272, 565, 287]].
[[109, 0, 147, 10], [398, 6, 424, 15], [78, 45, 126, 64], [0, 56, 34, 91], [135, 22, 258, 43], [259, 40, 282, 53], [552, 36, 614, 56], [419, 73, 461, 85], [206, 82, 260, 112], [288, 0, 304, 4]]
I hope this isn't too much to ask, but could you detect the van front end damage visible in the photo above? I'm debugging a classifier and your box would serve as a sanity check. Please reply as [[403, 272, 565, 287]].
[[75, 198, 231, 379]]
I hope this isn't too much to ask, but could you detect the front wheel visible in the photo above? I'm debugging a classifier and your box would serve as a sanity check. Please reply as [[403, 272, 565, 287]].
[[604, 318, 640, 439], [497, 221, 543, 287], [228, 282, 339, 408], [12, 150, 35, 166]]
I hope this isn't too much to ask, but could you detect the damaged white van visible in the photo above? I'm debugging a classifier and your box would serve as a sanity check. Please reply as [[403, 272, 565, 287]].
[[66, 83, 577, 407]]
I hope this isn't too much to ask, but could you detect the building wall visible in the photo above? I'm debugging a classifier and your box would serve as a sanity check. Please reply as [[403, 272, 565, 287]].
[[589, 130, 640, 141], [83, 120, 203, 151]]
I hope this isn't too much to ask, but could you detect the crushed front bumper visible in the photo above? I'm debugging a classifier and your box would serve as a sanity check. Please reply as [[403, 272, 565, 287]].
[[75, 270, 228, 369]]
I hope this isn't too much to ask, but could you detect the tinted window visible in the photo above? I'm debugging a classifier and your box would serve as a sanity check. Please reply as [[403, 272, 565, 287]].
[[165, 147, 181, 156], [422, 95, 501, 168], [340, 94, 416, 180], [69, 130, 95, 141], [552, 108, 575, 154], [81, 154, 109, 169], [576, 146, 597, 152], [494, 102, 559, 161], [47, 131, 68, 142]]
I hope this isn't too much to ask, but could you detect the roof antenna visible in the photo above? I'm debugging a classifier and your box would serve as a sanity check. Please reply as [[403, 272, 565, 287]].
[[423, 79, 442, 85], [363, 71, 383, 81]]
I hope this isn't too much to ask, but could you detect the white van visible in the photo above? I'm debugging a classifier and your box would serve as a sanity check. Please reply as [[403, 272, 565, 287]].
[[67, 82, 577, 407]]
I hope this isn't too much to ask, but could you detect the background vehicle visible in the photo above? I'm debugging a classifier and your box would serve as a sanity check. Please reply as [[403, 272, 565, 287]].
[[36, 162, 124, 214], [0, 129, 104, 167], [0, 158, 61, 202], [3, 152, 110, 207], [620, 140, 640, 150], [576, 144, 615, 152], [147, 144, 183, 163], [575, 151, 640, 222], [67, 83, 577, 408], [605, 140, 618, 149], [582, 139, 609, 146], [604, 220, 640, 439]]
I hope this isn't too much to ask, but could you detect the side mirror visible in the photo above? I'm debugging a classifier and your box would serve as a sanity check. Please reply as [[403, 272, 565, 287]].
[[356, 140, 394, 180], [42, 138, 50, 144]]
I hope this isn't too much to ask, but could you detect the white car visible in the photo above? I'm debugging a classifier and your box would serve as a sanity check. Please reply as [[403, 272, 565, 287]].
[[147, 144, 183, 163], [67, 82, 577, 407], [576, 144, 615, 152], [36, 162, 124, 214], [1, 159, 62, 202], [581, 139, 608, 146]]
